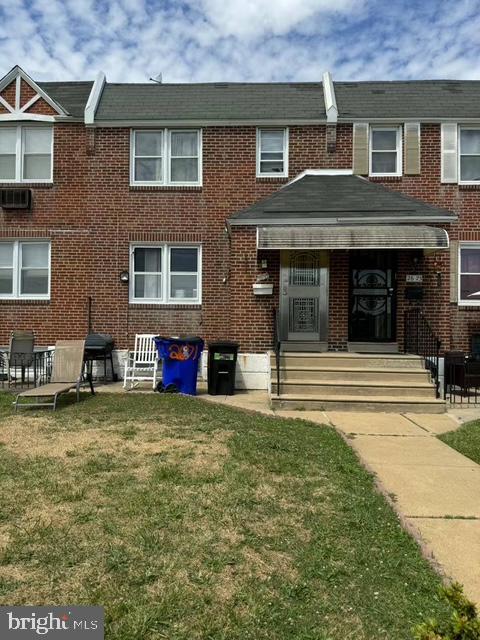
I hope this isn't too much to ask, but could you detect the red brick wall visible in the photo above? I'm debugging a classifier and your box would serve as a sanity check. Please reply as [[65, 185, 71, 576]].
[[0, 118, 478, 354]]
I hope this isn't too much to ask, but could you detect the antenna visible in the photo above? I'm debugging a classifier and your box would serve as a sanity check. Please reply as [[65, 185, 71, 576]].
[[149, 73, 163, 84]]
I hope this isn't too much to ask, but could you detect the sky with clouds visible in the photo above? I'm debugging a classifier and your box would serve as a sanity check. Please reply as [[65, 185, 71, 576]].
[[1, 0, 480, 83]]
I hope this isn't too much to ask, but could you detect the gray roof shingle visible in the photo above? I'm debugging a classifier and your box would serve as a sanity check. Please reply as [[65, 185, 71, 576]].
[[228, 174, 456, 224], [38, 81, 93, 118], [335, 80, 480, 120], [34, 78, 480, 122], [94, 82, 325, 121]]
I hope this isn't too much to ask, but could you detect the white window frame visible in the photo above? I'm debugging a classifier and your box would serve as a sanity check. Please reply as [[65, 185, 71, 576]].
[[458, 126, 480, 185], [256, 128, 289, 178], [0, 240, 51, 300], [129, 243, 202, 305], [458, 242, 480, 306], [130, 129, 202, 187], [369, 125, 402, 177], [0, 125, 53, 184]]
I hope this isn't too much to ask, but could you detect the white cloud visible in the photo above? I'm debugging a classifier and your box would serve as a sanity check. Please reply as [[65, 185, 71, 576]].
[[0, 0, 479, 83]]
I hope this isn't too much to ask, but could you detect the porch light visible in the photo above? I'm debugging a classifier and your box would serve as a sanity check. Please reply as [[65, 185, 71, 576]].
[[120, 271, 129, 283]]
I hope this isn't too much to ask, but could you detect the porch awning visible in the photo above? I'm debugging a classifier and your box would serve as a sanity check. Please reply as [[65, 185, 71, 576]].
[[257, 225, 449, 250]]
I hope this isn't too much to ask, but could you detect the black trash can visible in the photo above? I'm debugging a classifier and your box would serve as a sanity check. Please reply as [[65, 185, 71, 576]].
[[208, 341, 239, 395]]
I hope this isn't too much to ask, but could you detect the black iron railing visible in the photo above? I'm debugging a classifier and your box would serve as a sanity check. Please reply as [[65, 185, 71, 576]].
[[0, 350, 53, 390], [273, 307, 281, 397], [404, 308, 441, 398], [444, 352, 480, 404]]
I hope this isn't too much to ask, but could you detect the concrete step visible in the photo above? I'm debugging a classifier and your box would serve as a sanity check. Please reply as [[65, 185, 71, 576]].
[[271, 379, 437, 398], [271, 366, 431, 383], [271, 394, 446, 414], [271, 352, 424, 370]]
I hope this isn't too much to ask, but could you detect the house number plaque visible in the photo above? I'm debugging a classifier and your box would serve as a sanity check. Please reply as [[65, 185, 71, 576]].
[[406, 274, 423, 284]]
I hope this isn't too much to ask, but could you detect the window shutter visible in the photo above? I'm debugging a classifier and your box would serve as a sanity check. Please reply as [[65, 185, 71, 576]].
[[441, 123, 458, 183], [450, 240, 458, 303], [353, 123, 369, 175], [404, 123, 420, 174]]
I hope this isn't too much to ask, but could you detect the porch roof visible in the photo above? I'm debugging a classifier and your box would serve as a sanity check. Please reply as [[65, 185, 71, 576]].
[[257, 225, 449, 250], [228, 173, 456, 225]]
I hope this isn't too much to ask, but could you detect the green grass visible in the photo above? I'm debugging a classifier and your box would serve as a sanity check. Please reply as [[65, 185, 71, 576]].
[[439, 419, 480, 465], [0, 391, 450, 639]]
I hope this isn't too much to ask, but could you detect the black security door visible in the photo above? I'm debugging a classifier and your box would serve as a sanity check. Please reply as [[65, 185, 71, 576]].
[[349, 252, 397, 342]]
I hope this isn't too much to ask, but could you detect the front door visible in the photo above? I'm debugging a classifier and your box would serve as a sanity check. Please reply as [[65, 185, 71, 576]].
[[280, 251, 328, 342], [349, 251, 396, 342]]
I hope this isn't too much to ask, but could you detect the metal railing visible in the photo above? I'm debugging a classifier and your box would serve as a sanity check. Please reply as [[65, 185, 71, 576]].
[[444, 353, 480, 404], [404, 308, 441, 398], [0, 350, 53, 390], [273, 307, 281, 397]]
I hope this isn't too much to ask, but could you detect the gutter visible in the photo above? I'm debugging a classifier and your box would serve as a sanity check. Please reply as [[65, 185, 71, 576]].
[[228, 215, 458, 226]]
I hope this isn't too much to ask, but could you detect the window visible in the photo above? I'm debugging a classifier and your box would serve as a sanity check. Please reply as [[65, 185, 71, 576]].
[[130, 244, 201, 304], [369, 126, 402, 176], [0, 126, 52, 183], [0, 241, 50, 299], [257, 128, 288, 177], [459, 128, 480, 183], [131, 129, 201, 186], [459, 244, 480, 305]]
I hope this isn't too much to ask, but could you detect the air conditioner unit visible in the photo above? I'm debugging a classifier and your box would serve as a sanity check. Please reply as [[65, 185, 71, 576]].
[[0, 189, 32, 210]]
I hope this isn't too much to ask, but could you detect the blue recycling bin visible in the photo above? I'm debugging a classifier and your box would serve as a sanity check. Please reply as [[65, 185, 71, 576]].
[[154, 336, 204, 395]]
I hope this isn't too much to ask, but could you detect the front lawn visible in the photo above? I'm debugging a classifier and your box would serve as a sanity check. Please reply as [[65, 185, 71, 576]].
[[0, 392, 449, 639], [439, 419, 480, 465]]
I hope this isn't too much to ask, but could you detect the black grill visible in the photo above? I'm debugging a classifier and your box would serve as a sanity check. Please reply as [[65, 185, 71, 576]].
[[84, 333, 117, 382]]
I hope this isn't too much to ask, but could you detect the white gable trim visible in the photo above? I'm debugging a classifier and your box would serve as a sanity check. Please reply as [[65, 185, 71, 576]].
[[20, 93, 41, 113], [0, 95, 14, 113], [85, 71, 106, 125], [0, 113, 55, 123], [284, 168, 353, 188], [0, 65, 67, 117]]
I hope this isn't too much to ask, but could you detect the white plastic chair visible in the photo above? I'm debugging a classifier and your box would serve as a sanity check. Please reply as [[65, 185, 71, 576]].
[[123, 334, 159, 390]]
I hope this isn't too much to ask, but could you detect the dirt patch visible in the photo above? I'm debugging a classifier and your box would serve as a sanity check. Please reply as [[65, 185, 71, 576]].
[[242, 547, 298, 582], [0, 417, 126, 458], [132, 429, 232, 476]]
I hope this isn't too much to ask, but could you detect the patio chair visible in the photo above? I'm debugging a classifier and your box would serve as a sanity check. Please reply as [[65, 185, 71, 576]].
[[14, 340, 93, 411], [123, 334, 159, 390], [7, 330, 35, 386]]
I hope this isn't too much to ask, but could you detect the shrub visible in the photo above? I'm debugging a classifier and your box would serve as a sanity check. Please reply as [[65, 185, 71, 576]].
[[413, 583, 480, 639]]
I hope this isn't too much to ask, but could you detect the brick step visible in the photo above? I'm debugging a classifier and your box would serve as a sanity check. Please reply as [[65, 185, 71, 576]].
[[271, 366, 431, 383], [270, 352, 424, 370], [271, 394, 446, 414], [271, 379, 437, 398]]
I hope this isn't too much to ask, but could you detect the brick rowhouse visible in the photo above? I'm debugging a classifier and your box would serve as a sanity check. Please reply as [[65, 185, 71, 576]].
[[0, 66, 479, 385]]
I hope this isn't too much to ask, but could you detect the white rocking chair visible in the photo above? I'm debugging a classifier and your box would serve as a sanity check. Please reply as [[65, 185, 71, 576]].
[[123, 334, 159, 390]]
